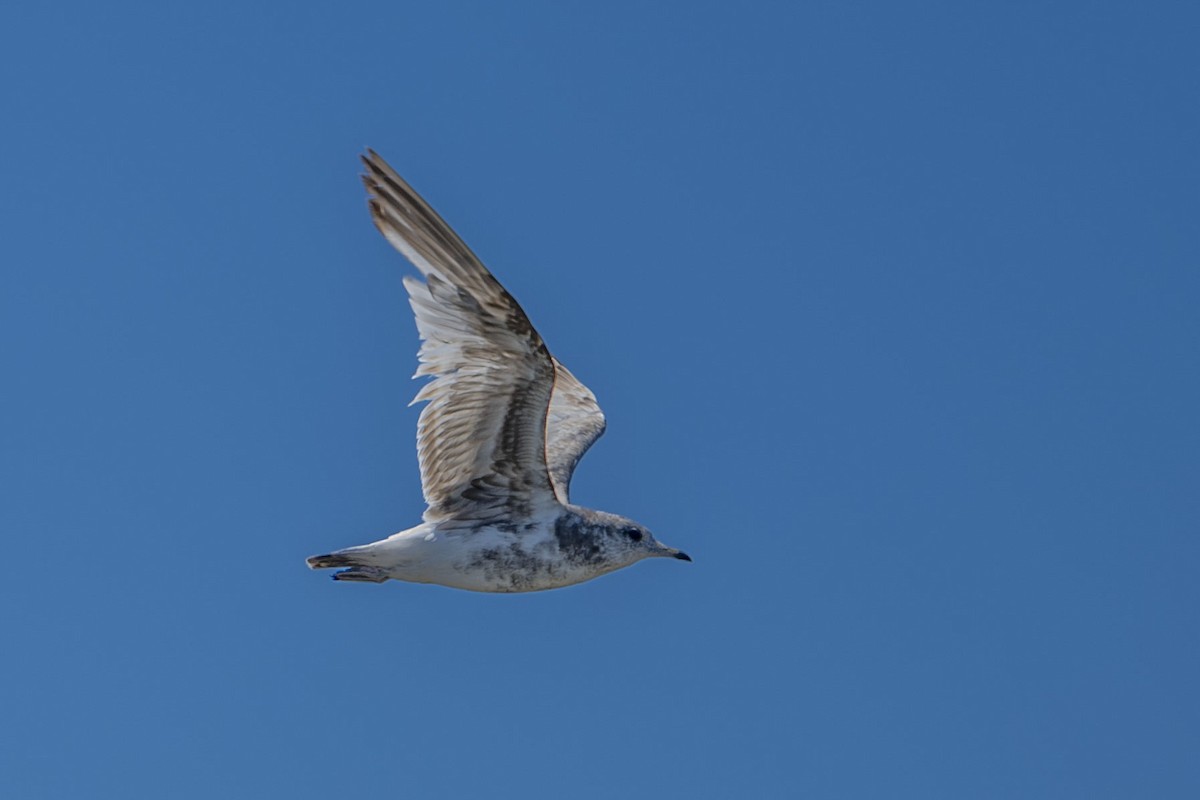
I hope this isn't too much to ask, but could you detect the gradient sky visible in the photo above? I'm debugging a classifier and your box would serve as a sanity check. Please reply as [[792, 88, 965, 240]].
[[3, 1, 1198, 797]]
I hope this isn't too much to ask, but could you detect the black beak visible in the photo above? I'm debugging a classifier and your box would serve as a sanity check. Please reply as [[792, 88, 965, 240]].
[[674, 551, 692, 562]]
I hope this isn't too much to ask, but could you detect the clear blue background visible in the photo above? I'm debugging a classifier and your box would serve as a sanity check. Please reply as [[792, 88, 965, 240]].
[[3, 1, 1197, 797]]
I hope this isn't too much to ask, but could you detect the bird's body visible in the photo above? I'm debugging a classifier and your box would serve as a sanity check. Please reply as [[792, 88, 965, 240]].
[[310, 506, 657, 593], [306, 151, 689, 593]]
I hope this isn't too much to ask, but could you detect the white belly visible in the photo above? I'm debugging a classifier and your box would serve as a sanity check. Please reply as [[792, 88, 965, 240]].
[[367, 522, 615, 593]]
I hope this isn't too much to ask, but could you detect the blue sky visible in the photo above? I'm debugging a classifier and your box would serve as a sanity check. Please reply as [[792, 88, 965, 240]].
[[2, 1, 1197, 797]]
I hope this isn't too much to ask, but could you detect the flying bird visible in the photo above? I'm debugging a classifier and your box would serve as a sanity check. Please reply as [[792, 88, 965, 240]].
[[306, 151, 690, 592]]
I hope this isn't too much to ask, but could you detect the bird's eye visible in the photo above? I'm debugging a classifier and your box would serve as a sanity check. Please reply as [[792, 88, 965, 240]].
[[623, 527, 643, 542]]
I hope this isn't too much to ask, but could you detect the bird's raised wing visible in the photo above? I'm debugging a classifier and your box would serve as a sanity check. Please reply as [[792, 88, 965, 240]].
[[546, 360, 606, 504], [361, 150, 559, 522]]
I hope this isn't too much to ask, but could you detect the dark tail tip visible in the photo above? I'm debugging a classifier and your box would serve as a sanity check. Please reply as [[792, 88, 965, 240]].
[[331, 566, 389, 583], [307, 553, 352, 570]]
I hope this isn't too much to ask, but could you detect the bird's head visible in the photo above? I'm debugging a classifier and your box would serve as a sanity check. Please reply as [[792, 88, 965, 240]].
[[592, 512, 691, 566]]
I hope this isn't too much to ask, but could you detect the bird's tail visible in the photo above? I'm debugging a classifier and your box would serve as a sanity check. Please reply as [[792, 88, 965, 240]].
[[306, 547, 389, 583], [306, 551, 357, 569]]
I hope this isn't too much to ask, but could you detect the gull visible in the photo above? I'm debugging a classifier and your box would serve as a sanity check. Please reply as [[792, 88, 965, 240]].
[[306, 151, 690, 592]]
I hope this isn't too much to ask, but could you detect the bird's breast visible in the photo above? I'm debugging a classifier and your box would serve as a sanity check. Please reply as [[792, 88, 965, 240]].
[[432, 523, 613, 593]]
